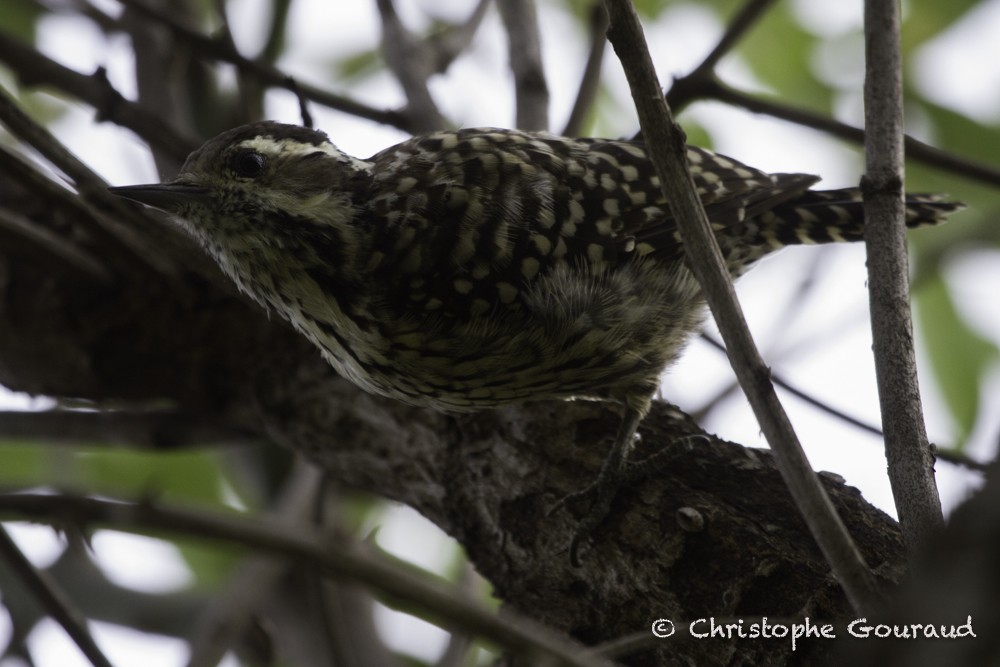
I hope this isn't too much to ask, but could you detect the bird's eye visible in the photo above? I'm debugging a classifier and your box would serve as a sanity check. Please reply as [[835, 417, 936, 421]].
[[231, 150, 267, 178]]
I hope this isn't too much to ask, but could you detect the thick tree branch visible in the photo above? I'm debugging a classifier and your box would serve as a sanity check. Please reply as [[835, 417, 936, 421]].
[[0, 409, 261, 449], [0, 206, 111, 282], [862, 0, 943, 553], [601, 0, 882, 615]]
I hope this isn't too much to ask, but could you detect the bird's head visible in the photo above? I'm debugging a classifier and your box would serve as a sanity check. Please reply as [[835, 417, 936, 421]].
[[110, 121, 372, 250]]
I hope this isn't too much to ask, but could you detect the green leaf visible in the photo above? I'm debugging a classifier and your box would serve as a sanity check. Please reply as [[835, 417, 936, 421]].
[[737, 3, 833, 112], [914, 272, 998, 444]]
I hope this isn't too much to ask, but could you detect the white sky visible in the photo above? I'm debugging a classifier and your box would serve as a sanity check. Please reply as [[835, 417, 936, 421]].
[[3, 0, 1000, 664]]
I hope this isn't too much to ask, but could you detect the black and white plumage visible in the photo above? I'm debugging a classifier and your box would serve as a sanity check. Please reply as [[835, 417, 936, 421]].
[[111, 121, 961, 557]]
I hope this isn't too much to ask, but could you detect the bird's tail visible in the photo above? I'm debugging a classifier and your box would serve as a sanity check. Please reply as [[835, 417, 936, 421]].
[[747, 187, 964, 248]]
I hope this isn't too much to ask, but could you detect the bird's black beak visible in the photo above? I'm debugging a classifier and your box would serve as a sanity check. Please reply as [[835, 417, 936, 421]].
[[108, 183, 211, 213]]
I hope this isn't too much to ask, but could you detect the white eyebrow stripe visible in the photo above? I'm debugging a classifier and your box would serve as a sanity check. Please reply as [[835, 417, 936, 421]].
[[237, 136, 372, 172], [238, 136, 341, 158]]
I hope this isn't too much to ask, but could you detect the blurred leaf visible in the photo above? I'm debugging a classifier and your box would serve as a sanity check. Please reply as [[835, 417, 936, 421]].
[[0, 441, 46, 487], [76, 448, 233, 506], [171, 535, 245, 589], [737, 3, 833, 111], [0, 0, 45, 40], [914, 272, 998, 444], [902, 0, 979, 51], [913, 99, 1000, 165], [332, 48, 383, 83], [631, 0, 673, 19]]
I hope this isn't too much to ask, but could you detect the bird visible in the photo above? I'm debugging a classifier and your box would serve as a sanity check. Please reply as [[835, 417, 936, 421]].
[[110, 121, 961, 561]]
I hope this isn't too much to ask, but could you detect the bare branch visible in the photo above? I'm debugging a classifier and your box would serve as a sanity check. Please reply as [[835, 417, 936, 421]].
[[703, 79, 1000, 187], [862, 0, 944, 553], [429, 0, 493, 73], [497, 0, 549, 130], [0, 493, 611, 667], [185, 460, 323, 667], [686, 0, 778, 82], [120, 0, 198, 176], [602, 0, 882, 615], [0, 525, 115, 667], [376, 0, 447, 132], [563, 2, 608, 137], [0, 30, 197, 162], [258, 0, 293, 65], [116, 0, 413, 132], [212, 0, 263, 124]]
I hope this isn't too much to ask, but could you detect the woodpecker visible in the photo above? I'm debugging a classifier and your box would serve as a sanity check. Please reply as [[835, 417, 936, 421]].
[[111, 122, 961, 560]]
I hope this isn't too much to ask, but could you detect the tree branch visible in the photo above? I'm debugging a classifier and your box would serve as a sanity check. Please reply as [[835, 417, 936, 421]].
[[0, 525, 115, 667], [185, 460, 324, 667], [0, 86, 179, 277], [0, 206, 111, 282], [116, 0, 413, 132], [601, 0, 882, 615], [683, 0, 777, 84], [702, 79, 1000, 187], [0, 493, 610, 667], [563, 2, 607, 137], [862, 0, 943, 553], [375, 0, 447, 132], [428, 0, 493, 73], [0, 30, 197, 162], [0, 409, 261, 449], [497, 0, 550, 130]]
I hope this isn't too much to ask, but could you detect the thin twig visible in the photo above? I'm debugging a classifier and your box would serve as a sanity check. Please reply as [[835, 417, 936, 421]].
[[563, 2, 608, 137], [706, 79, 1000, 187], [0, 525, 116, 667], [0, 493, 611, 667], [497, 0, 550, 130], [697, 335, 990, 473], [862, 0, 944, 553], [601, 0, 882, 615]]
